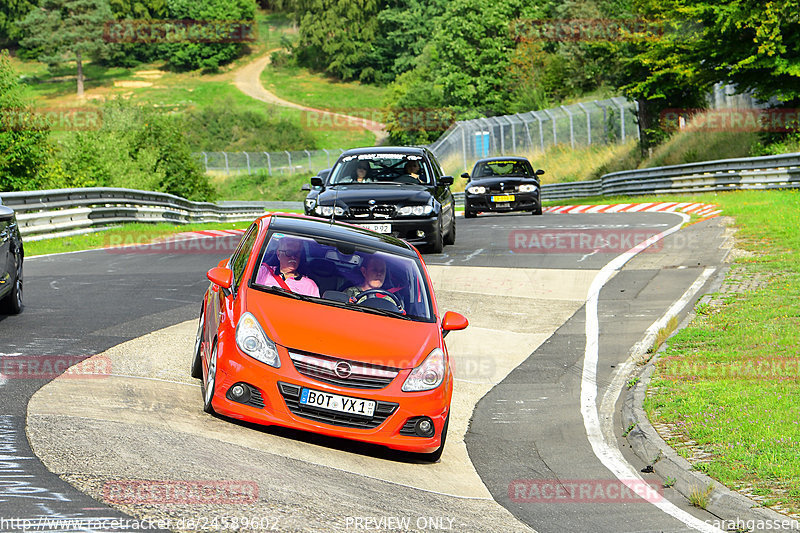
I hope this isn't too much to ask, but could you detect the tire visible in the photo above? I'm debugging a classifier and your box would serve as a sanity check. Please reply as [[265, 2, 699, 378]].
[[0, 253, 23, 315], [201, 341, 218, 414], [190, 310, 204, 379], [428, 216, 444, 254], [444, 214, 456, 245], [423, 413, 449, 463], [533, 204, 543, 216]]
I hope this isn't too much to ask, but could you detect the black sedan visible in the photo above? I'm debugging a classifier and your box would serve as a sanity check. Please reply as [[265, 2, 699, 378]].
[[0, 198, 23, 314], [460, 157, 545, 217], [307, 147, 456, 253], [301, 168, 331, 216]]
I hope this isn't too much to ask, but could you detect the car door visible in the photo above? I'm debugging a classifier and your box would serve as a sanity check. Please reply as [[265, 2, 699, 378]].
[[427, 154, 455, 228]]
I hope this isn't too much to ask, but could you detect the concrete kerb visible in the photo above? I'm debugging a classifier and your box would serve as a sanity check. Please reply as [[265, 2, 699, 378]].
[[620, 263, 800, 531]]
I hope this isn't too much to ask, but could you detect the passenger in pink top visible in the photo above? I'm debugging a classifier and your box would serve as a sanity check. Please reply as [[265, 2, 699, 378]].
[[256, 237, 320, 297]]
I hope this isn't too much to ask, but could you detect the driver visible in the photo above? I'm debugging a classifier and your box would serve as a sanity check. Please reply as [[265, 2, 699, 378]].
[[352, 161, 371, 182], [344, 255, 387, 300], [403, 160, 422, 182]]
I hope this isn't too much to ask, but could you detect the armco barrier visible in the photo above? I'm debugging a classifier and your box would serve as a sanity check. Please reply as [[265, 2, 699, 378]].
[[0, 188, 268, 240], [542, 152, 800, 200]]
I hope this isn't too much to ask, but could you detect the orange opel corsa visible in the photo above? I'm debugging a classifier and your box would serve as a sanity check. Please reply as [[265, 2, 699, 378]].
[[191, 214, 468, 461]]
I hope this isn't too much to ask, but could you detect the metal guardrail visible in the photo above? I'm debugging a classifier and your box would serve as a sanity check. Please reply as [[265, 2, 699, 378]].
[[0, 188, 268, 240], [541, 152, 800, 201]]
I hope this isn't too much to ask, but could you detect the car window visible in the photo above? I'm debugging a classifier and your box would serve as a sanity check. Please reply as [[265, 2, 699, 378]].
[[476, 160, 534, 177], [251, 231, 434, 321], [328, 153, 431, 186], [230, 223, 258, 291]]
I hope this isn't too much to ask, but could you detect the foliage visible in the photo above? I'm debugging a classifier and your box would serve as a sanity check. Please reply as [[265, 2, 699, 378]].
[[18, 0, 114, 96], [0, 50, 50, 192], [158, 0, 257, 72], [0, 0, 38, 47], [180, 99, 317, 152]]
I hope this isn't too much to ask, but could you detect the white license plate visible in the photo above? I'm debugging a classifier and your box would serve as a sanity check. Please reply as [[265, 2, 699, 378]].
[[358, 223, 392, 234], [300, 388, 375, 418]]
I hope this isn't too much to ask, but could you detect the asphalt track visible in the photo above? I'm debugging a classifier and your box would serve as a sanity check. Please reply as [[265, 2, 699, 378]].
[[0, 212, 733, 532]]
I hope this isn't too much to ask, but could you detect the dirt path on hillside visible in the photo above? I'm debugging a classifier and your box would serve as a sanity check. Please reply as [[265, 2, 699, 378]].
[[232, 51, 387, 144]]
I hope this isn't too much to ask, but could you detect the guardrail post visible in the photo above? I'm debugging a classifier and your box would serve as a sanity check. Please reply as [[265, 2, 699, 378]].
[[577, 103, 591, 145], [243, 152, 251, 175], [285, 151, 292, 175], [223, 152, 230, 174], [561, 105, 575, 148], [263, 152, 272, 176]]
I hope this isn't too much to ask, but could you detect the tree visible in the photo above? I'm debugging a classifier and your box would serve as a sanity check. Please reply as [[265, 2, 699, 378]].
[[18, 0, 113, 98], [0, 0, 38, 47], [0, 51, 50, 192]]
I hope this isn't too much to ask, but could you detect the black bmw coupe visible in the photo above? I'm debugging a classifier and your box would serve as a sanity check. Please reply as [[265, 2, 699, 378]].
[[306, 147, 456, 253], [0, 197, 24, 314]]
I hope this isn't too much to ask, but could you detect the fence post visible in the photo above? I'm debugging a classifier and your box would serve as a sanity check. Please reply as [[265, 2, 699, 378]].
[[323, 148, 330, 168], [243, 152, 251, 175], [285, 151, 292, 175], [561, 105, 575, 148], [223, 152, 230, 175], [263, 152, 272, 176], [304, 149, 312, 172], [615, 100, 626, 142], [202, 152, 208, 173], [595, 101, 608, 144], [533, 112, 544, 152], [461, 128, 467, 171], [543, 109, 557, 146], [577, 103, 591, 145]]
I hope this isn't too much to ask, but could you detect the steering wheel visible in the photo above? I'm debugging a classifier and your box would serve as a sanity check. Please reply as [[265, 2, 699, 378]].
[[351, 289, 404, 311]]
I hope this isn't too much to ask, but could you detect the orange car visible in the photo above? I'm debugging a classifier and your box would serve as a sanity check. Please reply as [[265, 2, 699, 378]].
[[191, 214, 468, 461]]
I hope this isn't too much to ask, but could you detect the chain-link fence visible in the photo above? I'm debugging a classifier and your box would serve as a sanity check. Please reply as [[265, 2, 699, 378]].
[[195, 149, 347, 175], [428, 97, 638, 174]]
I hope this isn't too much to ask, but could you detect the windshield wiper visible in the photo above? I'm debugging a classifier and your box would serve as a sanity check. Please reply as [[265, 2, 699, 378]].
[[346, 303, 412, 320], [258, 286, 315, 302]]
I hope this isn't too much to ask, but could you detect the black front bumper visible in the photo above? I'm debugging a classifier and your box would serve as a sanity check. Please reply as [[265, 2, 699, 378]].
[[337, 216, 439, 246], [465, 192, 540, 213]]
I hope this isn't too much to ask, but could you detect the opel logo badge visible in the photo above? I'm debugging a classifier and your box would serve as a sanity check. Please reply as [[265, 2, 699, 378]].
[[335, 361, 352, 379]]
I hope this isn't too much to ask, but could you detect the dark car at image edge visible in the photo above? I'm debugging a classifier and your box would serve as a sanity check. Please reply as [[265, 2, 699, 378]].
[[0, 197, 24, 315], [302, 147, 456, 253], [461, 156, 545, 217]]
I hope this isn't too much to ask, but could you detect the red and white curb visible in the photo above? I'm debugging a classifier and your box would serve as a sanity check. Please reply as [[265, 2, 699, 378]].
[[544, 202, 721, 218], [148, 228, 246, 243]]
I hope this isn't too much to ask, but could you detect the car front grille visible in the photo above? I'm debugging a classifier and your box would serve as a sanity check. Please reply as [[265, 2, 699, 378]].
[[277, 382, 398, 429], [347, 205, 396, 219], [289, 351, 399, 390]]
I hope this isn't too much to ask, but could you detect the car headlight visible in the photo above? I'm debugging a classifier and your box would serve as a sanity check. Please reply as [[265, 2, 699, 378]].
[[397, 205, 434, 216], [305, 198, 316, 209], [467, 186, 486, 195], [315, 205, 345, 216], [402, 348, 445, 392], [518, 184, 537, 193], [236, 312, 280, 368]]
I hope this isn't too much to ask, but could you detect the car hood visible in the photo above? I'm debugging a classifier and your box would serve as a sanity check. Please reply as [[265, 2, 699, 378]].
[[317, 185, 432, 205], [467, 176, 538, 188], [245, 289, 439, 369]]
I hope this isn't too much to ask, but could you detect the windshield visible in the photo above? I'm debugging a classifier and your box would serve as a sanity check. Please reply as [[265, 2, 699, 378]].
[[250, 231, 434, 322], [474, 160, 534, 178], [328, 153, 431, 186]]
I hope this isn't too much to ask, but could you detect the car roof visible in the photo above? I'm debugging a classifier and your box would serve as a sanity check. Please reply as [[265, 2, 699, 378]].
[[340, 146, 428, 157], [259, 214, 420, 258], [474, 156, 530, 163]]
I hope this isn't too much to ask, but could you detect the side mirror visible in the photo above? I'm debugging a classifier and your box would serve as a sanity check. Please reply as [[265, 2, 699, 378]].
[[310, 176, 324, 187], [460, 172, 470, 180], [207, 266, 233, 290], [535, 169, 545, 175], [441, 311, 468, 337], [439, 175, 454, 186], [301, 183, 311, 192]]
